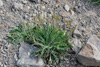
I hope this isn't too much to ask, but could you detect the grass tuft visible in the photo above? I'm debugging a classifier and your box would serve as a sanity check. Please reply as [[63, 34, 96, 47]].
[[7, 14, 76, 66]]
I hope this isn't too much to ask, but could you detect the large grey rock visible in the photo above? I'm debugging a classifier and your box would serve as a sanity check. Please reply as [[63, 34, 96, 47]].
[[0, 0, 3, 7], [17, 42, 44, 67], [77, 35, 100, 66]]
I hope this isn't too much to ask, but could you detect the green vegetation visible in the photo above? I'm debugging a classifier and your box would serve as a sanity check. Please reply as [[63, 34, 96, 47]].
[[31, 24, 72, 64], [7, 14, 76, 66], [88, 0, 100, 3]]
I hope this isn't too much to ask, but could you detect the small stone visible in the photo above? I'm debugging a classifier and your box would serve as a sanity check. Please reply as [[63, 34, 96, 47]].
[[35, 4, 41, 10], [70, 10, 75, 15], [0, 38, 2, 42], [12, 3, 23, 10], [0, 0, 3, 7], [72, 38, 82, 52], [0, 25, 3, 28], [74, 29, 82, 38], [55, 4, 60, 9], [41, 5, 45, 10], [4, 25, 7, 28], [47, 13, 52, 18], [1, 10, 5, 14], [14, 54, 18, 61], [66, 60, 69, 64], [42, 0, 49, 3], [47, 9, 53, 15], [56, 0, 58, 3], [33, 13, 36, 16], [0, 62, 1, 66], [8, 43, 12, 49], [97, 33, 100, 38], [22, 0, 27, 4], [23, 15, 28, 19], [59, 11, 70, 17], [41, 11, 47, 19], [64, 5, 70, 12], [30, 0, 41, 3], [4, 65, 7, 67], [27, 6, 30, 10], [73, 6, 81, 13], [34, 9, 38, 15], [5, 0, 9, 1]]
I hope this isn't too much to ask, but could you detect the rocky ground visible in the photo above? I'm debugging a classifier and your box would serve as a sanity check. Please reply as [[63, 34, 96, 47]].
[[0, 0, 100, 67]]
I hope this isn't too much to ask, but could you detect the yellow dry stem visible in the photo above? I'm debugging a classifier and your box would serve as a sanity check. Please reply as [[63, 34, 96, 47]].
[[33, 34, 36, 43], [23, 22, 26, 33]]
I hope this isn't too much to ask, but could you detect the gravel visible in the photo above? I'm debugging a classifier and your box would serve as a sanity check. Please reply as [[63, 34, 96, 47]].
[[0, 0, 100, 67]]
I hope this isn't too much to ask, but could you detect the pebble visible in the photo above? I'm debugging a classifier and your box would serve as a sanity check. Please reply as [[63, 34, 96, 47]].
[[74, 29, 82, 38], [0, 62, 1, 66], [30, 0, 41, 3], [73, 6, 81, 13], [0, 0, 3, 7], [70, 10, 75, 15], [4, 65, 7, 67], [41, 5, 45, 10], [12, 3, 23, 10], [22, 0, 27, 4], [33, 13, 36, 16], [64, 5, 70, 12], [35, 4, 41, 10], [14, 54, 18, 61], [0, 38, 2, 41], [41, 11, 47, 19], [42, 0, 49, 3]]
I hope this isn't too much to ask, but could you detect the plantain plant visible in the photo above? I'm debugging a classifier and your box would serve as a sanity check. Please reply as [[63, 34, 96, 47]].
[[7, 14, 76, 66], [88, 0, 100, 3]]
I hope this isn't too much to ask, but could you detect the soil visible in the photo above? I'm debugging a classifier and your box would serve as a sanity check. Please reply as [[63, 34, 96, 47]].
[[0, 0, 100, 67]]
